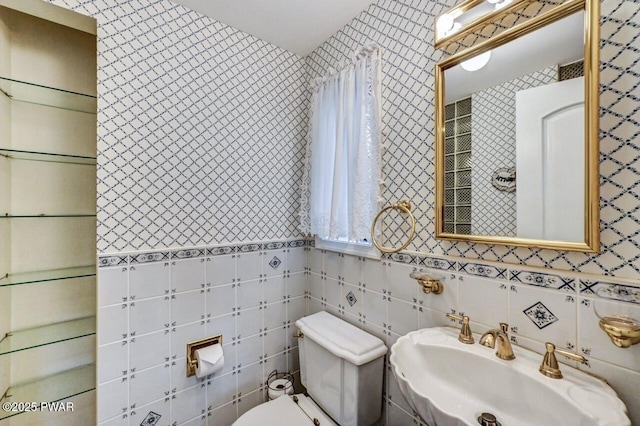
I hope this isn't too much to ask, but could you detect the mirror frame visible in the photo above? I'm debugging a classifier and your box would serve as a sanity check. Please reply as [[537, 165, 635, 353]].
[[434, 0, 600, 252]]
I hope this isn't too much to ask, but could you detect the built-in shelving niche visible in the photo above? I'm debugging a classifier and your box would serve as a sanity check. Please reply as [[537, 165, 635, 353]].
[[0, 3, 98, 422]]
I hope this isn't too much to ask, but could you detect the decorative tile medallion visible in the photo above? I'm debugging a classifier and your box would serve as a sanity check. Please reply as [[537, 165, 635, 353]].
[[459, 262, 507, 279], [510, 270, 575, 292], [269, 256, 282, 270], [418, 256, 457, 271], [171, 249, 205, 259], [140, 411, 161, 426], [346, 291, 357, 307], [523, 302, 559, 329], [130, 252, 169, 264]]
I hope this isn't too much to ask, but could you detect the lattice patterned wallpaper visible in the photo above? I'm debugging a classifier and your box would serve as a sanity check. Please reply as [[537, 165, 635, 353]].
[[471, 67, 556, 236], [47, 0, 307, 254], [305, 0, 640, 279]]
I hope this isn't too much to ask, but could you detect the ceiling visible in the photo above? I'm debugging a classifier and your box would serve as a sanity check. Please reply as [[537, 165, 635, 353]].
[[170, 0, 377, 56]]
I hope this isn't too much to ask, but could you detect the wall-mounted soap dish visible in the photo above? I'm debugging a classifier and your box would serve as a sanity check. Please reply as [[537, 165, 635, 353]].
[[599, 316, 640, 348]]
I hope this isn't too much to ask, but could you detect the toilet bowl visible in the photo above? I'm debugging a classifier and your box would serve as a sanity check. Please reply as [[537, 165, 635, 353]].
[[233, 393, 337, 426], [233, 311, 387, 426]]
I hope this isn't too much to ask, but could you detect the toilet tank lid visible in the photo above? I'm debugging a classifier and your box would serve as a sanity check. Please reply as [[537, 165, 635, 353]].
[[296, 311, 387, 366]]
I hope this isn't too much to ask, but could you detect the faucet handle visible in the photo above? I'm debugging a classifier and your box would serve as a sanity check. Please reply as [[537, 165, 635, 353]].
[[445, 313, 474, 344], [539, 342, 586, 379]]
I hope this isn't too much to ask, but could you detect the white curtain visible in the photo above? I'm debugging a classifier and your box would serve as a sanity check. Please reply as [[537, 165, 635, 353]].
[[300, 46, 383, 242]]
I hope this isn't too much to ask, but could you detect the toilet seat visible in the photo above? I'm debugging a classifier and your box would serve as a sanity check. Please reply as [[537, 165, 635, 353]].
[[232, 394, 338, 426]]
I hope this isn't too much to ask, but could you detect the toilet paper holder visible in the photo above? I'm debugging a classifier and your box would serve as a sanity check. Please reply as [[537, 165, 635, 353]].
[[186, 335, 222, 377]]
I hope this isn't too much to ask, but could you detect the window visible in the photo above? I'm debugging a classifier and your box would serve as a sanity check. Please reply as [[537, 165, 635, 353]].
[[300, 46, 383, 257]]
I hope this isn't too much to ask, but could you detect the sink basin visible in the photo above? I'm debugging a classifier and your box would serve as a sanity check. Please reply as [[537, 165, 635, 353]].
[[389, 327, 630, 426]]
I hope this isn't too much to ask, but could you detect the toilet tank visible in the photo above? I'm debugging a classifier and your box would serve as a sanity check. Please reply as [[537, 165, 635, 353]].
[[296, 312, 387, 426]]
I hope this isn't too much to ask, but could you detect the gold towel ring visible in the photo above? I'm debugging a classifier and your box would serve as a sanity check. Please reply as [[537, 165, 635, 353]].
[[371, 200, 416, 253]]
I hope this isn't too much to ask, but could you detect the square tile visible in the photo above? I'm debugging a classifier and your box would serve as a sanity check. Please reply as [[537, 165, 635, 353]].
[[237, 306, 263, 339], [264, 327, 287, 357], [237, 280, 262, 310], [308, 249, 323, 274], [264, 275, 286, 303], [286, 272, 306, 298], [130, 329, 170, 372], [287, 297, 306, 327], [97, 378, 128, 422], [129, 398, 169, 426], [363, 290, 387, 327], [98, 341, 128, 384], [207, 401, 237, 426], [171, 384, 206, 425], [387, 262, 418, 303], [264, 250, 286, 277], [287, 248, 306, 273], [509, 284, 577, 349], [237, 361, 263, 396], [130, 364, 170, 409], [130, 262, 170, 300], [206, 372, 236, 410], [206, 255, 236, 287], [130, 296, 171, 336], [263, 302, 287, 331], [98, 266, 128, 307], [236, 252, 261, 282], [172, 258, 206, 293], [458, 275, 508, 328], [237, 335, 263, 367], [98, 304, 129, 345], [172, 290, 206, 326], [387, 298, 418, 336], [171, 357, 202, 393], [324, 250, 342, 279], [342, 254, 363, 285], [362, 258, 386, 294], [207, 284, 236, 318]]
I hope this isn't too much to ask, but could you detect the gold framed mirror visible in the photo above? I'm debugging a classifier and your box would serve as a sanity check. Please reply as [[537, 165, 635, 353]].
[[434, 0, 600, 252]]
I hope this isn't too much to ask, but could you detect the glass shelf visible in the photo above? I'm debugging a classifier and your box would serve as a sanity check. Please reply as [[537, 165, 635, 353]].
[[0, 317, 96, 356], [0, 265, 96, 288], [0, 148, 96, 165], [0, 214, 96, 219], [0, 77, 96, 114], [0, 364, 95, 420]]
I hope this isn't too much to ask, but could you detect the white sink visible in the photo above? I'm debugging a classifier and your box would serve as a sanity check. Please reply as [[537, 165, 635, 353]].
[[389, 327, 630, 426]]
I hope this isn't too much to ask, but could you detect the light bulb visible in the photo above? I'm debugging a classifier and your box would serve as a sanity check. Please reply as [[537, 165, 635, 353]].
[[460, 51, 491, 72]]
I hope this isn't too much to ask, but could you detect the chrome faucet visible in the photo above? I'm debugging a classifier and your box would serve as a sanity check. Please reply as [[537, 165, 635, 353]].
[[480, 322, 515, 360]]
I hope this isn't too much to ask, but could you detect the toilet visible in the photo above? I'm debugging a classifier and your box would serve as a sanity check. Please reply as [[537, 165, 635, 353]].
[[233, 311, 387, 426]]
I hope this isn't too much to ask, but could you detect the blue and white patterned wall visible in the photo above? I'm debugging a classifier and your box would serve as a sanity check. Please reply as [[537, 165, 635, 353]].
[[47, 0, 307, 254], [305, 0, 640, 280]]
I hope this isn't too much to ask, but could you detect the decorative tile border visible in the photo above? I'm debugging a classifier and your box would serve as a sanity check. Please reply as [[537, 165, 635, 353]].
[[509, 270, 575, 293], [383, 252, 417, 264], [207, 246, 235, 256], [580, 280, 640, 304], [418, 255, 457, 271], [130, 252, 170, 264], [459, 262, 507, 279], [171, 249, 205, 259], [100, 239, 310, 266], [98, 256, 128, 268]]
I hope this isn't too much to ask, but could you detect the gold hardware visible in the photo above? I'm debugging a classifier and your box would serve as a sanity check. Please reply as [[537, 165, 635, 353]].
[[479, 323, 515, 360], [371, 200, 416, 254], [446, 313, 474, 344], [539, 342, 586, 379], [313, 419, 320, 426], [293, 331, 304, 339], [598, 316, 640, 348], [409, 271, 443, 295], [434, 0, 601, 254], [186, 335, 222, 378]]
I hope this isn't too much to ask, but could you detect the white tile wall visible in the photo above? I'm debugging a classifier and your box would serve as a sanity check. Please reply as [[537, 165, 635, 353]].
[[309, 248, 640, 426], [97, 242, 307, 426]]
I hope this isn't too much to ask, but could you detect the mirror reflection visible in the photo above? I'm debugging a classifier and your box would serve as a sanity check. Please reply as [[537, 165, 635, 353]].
[[440, 10, 586, 243]]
